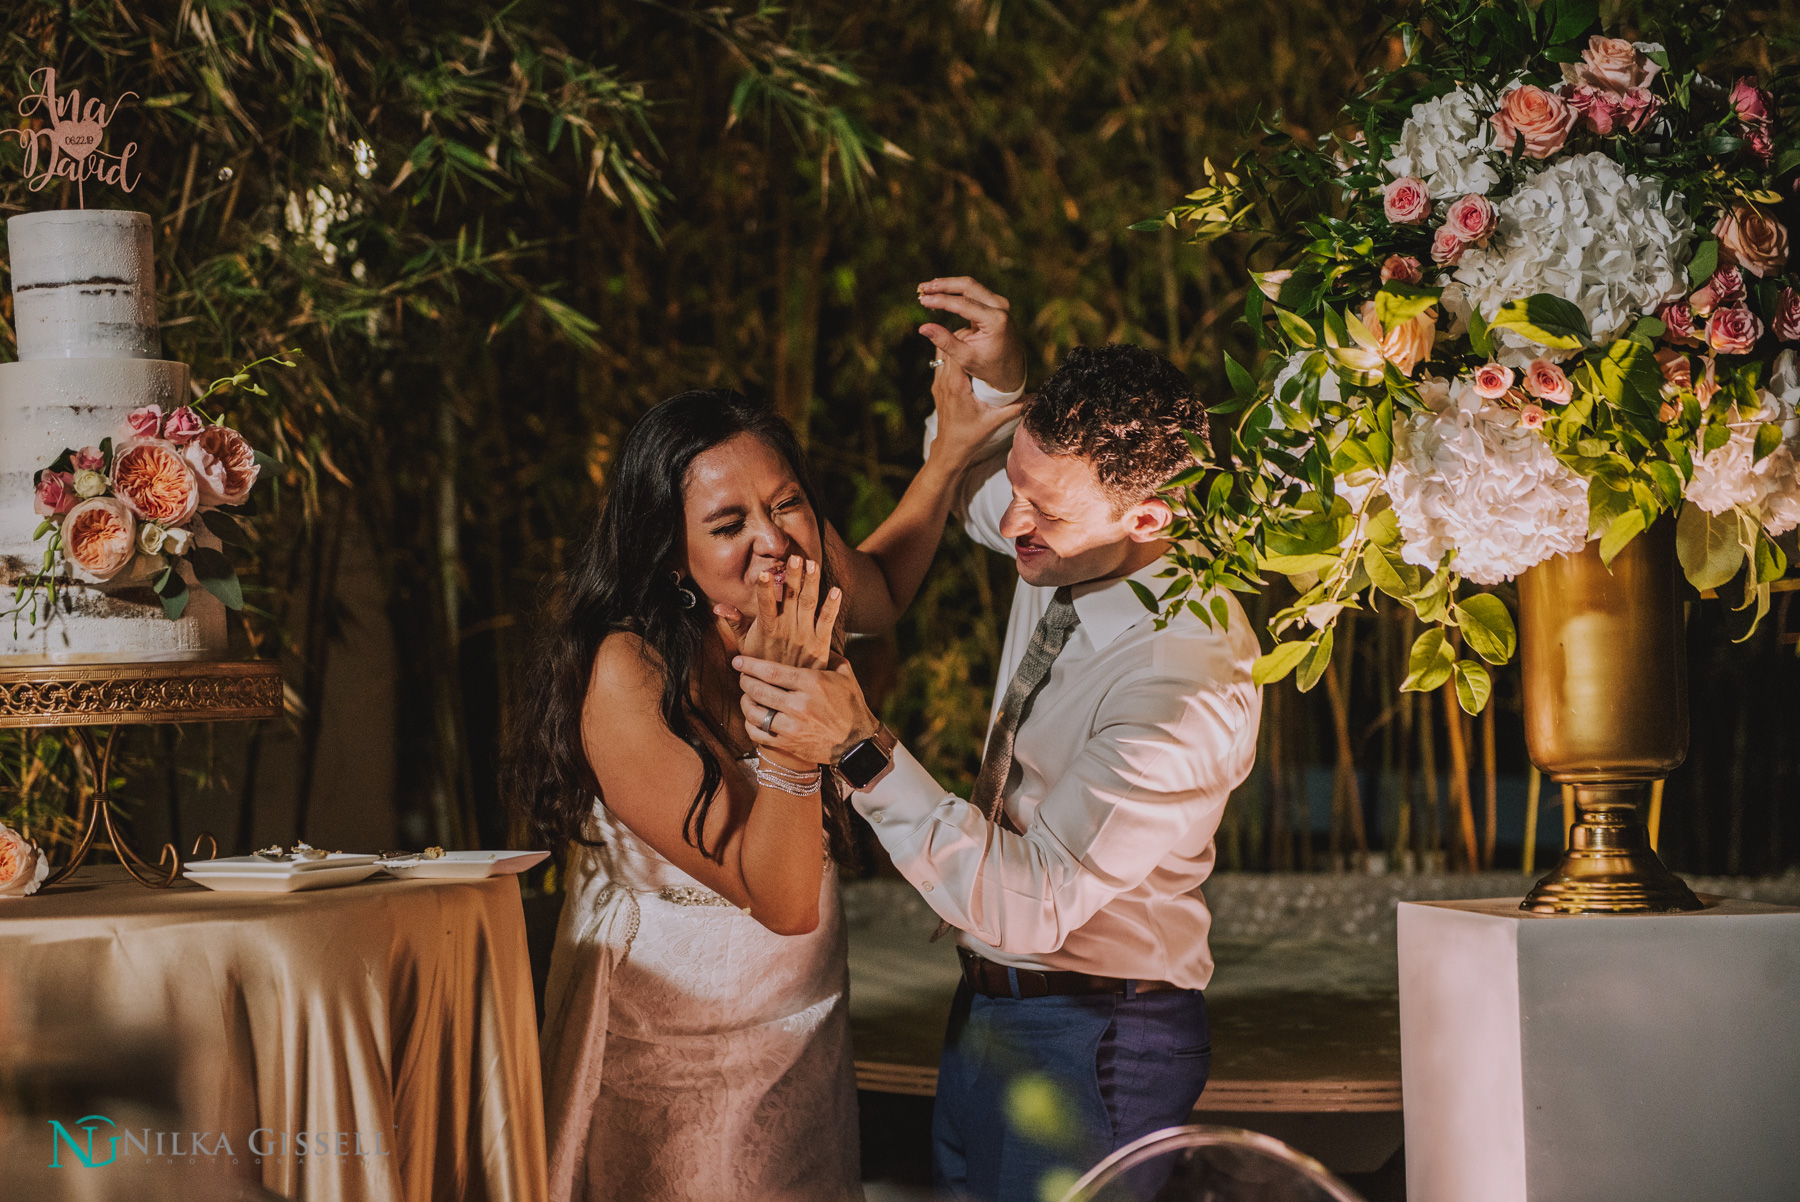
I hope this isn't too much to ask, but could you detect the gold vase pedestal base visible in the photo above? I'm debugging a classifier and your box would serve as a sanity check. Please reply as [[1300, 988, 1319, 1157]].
[[1522, 783, 1704, 915]]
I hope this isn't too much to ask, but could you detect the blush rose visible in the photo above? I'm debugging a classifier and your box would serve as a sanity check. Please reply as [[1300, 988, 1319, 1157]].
[[0, 823, 49, 899], [1446, 194, 1498, 244], [62, 497, 138, 582], [1570, 36, 1661, 93], [182, 427, 262, 509], [1430, 226, 1465, 266], [162, 407, 205, 445], [1380, 255, 1422, 285], [33, 471, 75, 517], [1384, 177, 1431, 224], [1524, 359, 1572, 404], [1776, 287, 1800, 344], [1359, 301, 1436, 377], [1491, 85, 1578, 160], [123, 405, 163, 440], [1714, 206, 1790, 277], [1472, 363, 1515, 399], [1706, 303, 1764, 355]]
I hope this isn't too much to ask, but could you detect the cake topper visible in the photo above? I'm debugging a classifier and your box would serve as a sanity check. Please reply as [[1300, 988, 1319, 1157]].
[[8, 67, 139, 208]]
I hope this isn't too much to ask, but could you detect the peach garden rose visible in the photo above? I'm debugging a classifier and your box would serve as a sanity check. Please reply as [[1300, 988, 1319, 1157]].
[[62, 497, 138, 582], [1714, 206, 1790, 278], [0, 823, 49, 898], [112, 440, 200, 528], [1358, 301, 1436, 377], [182, 426, 262, 508]]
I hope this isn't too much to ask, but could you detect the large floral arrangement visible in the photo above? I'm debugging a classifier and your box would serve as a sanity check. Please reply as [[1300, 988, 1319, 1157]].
[[1156, 0, 1800, 712], [9, 354, 291, 627]]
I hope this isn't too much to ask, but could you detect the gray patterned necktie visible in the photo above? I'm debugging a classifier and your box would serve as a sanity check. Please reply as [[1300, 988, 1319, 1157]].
[[932, 586, 1080, 942]]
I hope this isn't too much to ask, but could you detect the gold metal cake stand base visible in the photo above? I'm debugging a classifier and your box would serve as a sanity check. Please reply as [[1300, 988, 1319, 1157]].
[[0, 661, 283, 888]]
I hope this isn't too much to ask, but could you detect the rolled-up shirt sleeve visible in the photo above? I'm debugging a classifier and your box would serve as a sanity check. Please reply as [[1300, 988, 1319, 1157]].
[[922, 377, 1021, 558], [852, 657, 1254, 955]]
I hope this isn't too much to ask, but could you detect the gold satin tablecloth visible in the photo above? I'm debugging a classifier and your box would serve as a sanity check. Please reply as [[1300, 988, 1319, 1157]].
[[0, 864, 547, 1202]]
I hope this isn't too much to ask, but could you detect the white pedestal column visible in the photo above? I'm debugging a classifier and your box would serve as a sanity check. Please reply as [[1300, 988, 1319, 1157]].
[[1398, 896, 1800, 1202]]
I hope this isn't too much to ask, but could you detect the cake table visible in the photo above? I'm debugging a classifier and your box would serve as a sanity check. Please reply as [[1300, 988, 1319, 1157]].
[[0, 864, 548, 1202]]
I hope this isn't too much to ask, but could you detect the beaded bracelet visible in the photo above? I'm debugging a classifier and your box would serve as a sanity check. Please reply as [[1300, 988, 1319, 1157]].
[[754, 758, 821, 795]]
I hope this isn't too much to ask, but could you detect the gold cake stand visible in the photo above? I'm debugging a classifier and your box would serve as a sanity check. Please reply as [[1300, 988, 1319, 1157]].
[[0, 661, 283, 888]]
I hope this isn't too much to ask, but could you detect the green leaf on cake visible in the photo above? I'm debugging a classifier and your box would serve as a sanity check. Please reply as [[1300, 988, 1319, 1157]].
[[202, 510, 252, 547], [153, 565, 190, 621], [1488, 293, 1592, 350], [188, 547, 245, 610]]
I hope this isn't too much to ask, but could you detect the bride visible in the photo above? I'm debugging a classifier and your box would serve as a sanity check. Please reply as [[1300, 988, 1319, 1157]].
[[507, 378, 1016, 1201]]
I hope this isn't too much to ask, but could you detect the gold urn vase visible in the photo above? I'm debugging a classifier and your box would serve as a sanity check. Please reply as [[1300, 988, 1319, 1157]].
[[1516, 518, 1703, 914]]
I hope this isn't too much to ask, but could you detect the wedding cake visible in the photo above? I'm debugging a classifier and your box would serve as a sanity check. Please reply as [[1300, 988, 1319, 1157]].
[[0, 209, 226, 663]]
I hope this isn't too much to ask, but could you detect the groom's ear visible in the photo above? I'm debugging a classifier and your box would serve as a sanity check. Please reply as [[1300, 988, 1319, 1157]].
[[1124, 497, 1173, 542]]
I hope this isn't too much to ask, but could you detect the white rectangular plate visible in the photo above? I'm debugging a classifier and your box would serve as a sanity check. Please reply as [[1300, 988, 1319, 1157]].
[[183, 863, 381, 892], [377, 850, 550, 880], [184, 853, 380, 875]]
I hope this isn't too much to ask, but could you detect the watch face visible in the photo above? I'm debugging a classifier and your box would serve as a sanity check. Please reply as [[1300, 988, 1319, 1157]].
[[838, 739, 890, 789]]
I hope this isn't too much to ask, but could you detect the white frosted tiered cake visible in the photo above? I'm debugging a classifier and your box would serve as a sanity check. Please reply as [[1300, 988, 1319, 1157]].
[[0, 209, 226, 663]]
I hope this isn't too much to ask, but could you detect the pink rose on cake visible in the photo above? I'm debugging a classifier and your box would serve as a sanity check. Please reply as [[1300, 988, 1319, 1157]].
[[0, 823, 49, 898], [162, 407, 206, 445], [182, 427, 261, 508], [1491, 85, 1577, 160], [124, 405, 164, 440], [72, 446, 105, 472], [33, 471, 75, 517], [62, 497, 138, 582], [111, 440, 200, 528]]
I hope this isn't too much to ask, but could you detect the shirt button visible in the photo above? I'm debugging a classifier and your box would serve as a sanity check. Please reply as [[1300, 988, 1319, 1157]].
[[921, 881, 934, 893]]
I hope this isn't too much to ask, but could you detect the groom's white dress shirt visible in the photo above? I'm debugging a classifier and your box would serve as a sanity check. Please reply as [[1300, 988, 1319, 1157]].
[[851, 384, 1261, 991]]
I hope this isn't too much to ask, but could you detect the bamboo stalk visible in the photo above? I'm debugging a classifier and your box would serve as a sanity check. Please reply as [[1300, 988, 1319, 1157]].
[[1441, 683, 1480, 871]]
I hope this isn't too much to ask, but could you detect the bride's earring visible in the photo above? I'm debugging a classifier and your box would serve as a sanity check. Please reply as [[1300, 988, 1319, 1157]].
[[670, 570, 698, 610]]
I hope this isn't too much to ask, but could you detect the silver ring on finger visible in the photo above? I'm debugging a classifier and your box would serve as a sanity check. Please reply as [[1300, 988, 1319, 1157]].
[[929, 358, 944, 368], [760, 706, 778, 734]]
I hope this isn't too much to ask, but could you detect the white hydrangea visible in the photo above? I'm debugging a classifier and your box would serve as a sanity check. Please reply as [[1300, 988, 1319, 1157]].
[[1684, 351, 1800, 535], [1382, 88, 1501, 199], [1385, 378, 1590, 584], [1442, 153, 1693, 364]]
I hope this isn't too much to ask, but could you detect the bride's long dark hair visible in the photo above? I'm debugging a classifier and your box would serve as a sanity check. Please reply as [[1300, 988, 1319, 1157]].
[[503, 389, 856, 866]]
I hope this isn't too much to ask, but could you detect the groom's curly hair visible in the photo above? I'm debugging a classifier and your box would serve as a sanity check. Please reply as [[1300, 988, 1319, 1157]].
[[1022, 345, 1208, 511]]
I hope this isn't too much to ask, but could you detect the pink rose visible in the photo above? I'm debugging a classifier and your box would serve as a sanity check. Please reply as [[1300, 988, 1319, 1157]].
[[1491, 86, 1579, 160], [181, 426, 262, 508], [1472, 363, 1515, 399], [1431, 225, 1465, 266], [124, 405, 163, 440], [1715, 206, 1791, 277], [1747, 124, 1774, 164], [1659, 300, 1702, 346], [62, 497, 137, 582], [162, 407, 205, 445], [1706, 266, 1747, 305], [1524, 359, 1572, 404], [1654, 349, 1692, 395], [33, 470, 75, 517], [1519, 403, 1548, 430], [1359, 301, 1436, 377], [110, 440, 200, 528], [1380, 254, 1422, 285], [1384, 177, 1431, 224], [1688, 284, 1719, 319], [1732, 78, 1772, 125], [1446, 194, 1498, 244], [1775, 288, 1800, 343], [1569, 37, 1661, 93], [0, 823, 49, 898], [1619, 87, 1660, 133], [72, 446, 104, 472], [1706, 303, 1764, 355], [1567, 85, 1624, 136]]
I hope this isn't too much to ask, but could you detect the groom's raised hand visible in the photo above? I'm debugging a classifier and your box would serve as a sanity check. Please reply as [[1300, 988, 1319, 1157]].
[[918, 276, 1026, 395]]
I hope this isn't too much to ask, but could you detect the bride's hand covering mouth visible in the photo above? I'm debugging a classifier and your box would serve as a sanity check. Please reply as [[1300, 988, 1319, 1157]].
[[714, 554, 840, 671]]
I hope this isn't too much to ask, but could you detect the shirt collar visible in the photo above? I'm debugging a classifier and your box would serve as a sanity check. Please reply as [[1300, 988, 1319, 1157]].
[[1067, 555, 1172, 651]]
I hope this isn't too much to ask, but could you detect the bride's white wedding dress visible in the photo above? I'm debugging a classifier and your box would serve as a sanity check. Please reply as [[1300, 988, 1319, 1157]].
[[541, 762, 861, 1202]]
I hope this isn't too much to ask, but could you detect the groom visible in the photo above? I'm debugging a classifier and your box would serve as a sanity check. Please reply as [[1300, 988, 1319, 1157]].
[[738, 278, 1261, 1201]]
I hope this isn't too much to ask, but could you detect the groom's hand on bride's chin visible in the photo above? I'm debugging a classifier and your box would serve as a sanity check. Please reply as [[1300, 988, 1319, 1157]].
[[734, 656, 878, 765]]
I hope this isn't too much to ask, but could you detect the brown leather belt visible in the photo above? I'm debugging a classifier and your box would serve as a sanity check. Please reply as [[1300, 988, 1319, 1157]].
[[957, 946, 1181, 999]]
